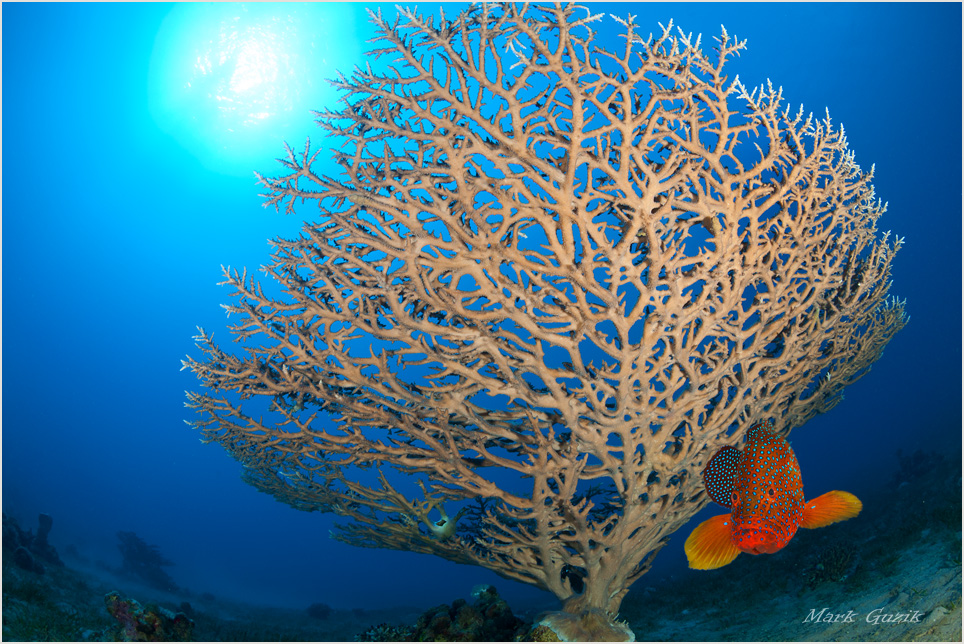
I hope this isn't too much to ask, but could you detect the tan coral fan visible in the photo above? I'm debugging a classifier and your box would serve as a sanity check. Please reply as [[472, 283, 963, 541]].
[[183, 3, 907, 630]]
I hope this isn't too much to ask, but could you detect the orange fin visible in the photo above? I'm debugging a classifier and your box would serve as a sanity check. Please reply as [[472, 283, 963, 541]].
[[799, 490, 862, 529], [684, 514, 741, 570]]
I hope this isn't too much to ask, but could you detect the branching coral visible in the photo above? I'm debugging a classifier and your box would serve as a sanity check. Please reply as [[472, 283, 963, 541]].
[[183, 3, 906, 638]]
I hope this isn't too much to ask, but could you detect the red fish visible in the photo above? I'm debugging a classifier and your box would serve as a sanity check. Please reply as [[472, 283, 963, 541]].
[[685, 419, 862, 570]]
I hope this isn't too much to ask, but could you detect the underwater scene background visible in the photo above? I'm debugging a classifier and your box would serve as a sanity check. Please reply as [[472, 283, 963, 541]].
[[3, 2, 961, 641]]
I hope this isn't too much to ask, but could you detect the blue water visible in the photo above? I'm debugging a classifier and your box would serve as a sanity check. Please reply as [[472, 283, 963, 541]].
[[3, 1, 961, 617]]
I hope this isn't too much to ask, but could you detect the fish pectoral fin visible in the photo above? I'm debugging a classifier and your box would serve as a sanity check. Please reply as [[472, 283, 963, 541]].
[[684, 514, 741, 570], [799, 490, 862, 529]]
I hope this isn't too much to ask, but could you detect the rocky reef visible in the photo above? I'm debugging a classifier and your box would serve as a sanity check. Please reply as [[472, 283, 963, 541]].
[[103, 590, 194, 641], [3, 512, 65, 575], [357, 585, 528, 642]]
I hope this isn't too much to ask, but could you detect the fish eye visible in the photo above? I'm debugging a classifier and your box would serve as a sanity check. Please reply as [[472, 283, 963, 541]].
[[731, 491, 739, 504], [767, 487, 775, 497]]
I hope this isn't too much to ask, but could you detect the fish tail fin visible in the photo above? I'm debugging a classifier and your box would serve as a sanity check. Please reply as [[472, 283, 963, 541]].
[[799, 490, 862, 529], [684, 514, 741, 570]]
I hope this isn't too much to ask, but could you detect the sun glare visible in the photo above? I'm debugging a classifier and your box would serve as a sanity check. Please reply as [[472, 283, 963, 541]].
[[149, 3, 357, 176], [192, 14, 294, 129]]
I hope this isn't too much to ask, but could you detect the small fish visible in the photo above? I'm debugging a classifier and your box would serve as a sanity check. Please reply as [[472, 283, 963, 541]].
[[685, 419, 862, 570]]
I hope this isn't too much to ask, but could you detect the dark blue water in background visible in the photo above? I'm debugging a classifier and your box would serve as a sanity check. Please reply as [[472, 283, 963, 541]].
[[3, 2, 960, 615]]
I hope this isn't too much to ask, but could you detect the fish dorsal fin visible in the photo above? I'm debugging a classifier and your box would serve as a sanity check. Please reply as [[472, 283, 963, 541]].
[[800, 490, 862, 528], [685, 514, 742, 570], [703, 445, 740, 508]]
